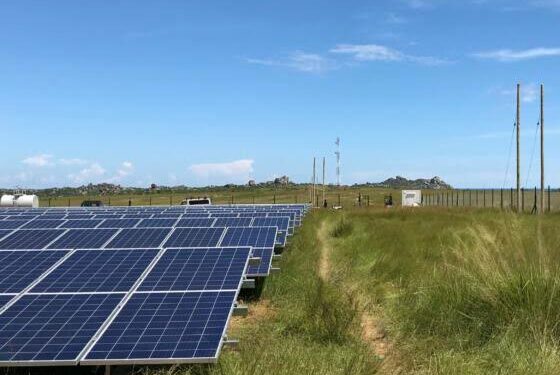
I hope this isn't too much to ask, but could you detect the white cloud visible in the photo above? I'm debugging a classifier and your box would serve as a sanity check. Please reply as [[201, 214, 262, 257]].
[[245, 52, 334, 74], [330, 44, 403, 61], [499, 83, 539, 103], [58, 158, 88, 166], [22, 154, 53, 167], [68, 163, 106, 184], [385, 12, 408, 24], [189, 159, 254, 179], [472, 47, 560, 62], [107, 161, 134, 183], [330, 44, 449, 66]]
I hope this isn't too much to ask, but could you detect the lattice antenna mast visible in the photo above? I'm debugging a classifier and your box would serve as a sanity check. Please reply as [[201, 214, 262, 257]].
[[335, 137, 341, 187]]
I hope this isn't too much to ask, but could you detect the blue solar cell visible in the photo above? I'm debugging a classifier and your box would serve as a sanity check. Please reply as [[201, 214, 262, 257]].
[[238, 212, 267, 218], [163, 228, 224, 248], [64, 214, 94, 220], [246, 248, 274, 276], [213, 217, 253, 227], [0, 220, 29, 230], [0, 293, 123, 363], [0, 295, 14, 309], [252, 217, 290, 232], [136, 218, 178, 228], [175, 218, 216, 227], [0, 251, 69, 293], [48, 229, 118, 249], [139, 247, 250, 292], [0, 230, 12, 241], [21, 219, 65, 229], [98, 218, 140, 228], [84, 291, 235, 363], [209, 213, 239, 218], [220, 227, 277, 248], [122, 214, 153, 219], [106, 228, 171, 249], [94, 214, 123, 219], [40, 214, 67, 220], [32, 249, 159, 293], [0, 229, 66, 250], [60, 219, 103, 229]]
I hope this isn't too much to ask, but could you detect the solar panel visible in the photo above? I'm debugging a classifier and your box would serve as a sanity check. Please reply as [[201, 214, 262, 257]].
[[94, 214, 123, 219], [136, 218, 178, 228], [0, 293, 123, 364], [21, 219, 64, 229], [246, 248, 274, 277], [138, 247, 250, 292], [106, 228, 171, 249], [48, 229, 118, 249], [213, 217, 253, 228], [0, 230, 13, 241], [60, 219, 103, 229], [63, 214, 93, 220], [0, 229, 66, 250], [98, 218, 140, 229], [163, 228, 224, 248], [220, 227, 277, 248], [252, 217, 290, 232], [122, 214, 153, 219], [31, 249, 159, 293], [83, 291, 235, 363], [0, 251, 69, 293], [0, 295, 14, 309], [175, 218, 216, 227], [40, 214, 67, 220], [275, 231, 287, 247], [0, 220, 29, 230]]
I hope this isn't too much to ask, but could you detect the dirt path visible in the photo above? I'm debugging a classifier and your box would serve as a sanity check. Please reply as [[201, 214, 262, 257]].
[[317, 217, 392, 362], [317, 220, 332, 281]]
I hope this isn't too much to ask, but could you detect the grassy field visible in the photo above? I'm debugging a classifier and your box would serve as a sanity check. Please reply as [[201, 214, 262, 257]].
[[37, 186, 400, 209]]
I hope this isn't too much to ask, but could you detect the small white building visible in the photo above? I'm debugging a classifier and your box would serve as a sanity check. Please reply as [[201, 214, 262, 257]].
[[402, 190, 422, 207], [0, 194, 39, 208]]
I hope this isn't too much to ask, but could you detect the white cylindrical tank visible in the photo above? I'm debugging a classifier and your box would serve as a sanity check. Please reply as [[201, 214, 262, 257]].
[[0, 195, 15, 207], [15, 195, 39, 208]]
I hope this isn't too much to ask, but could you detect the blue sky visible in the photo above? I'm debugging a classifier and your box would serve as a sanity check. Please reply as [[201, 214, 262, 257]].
[[1, 0, 560, 188]]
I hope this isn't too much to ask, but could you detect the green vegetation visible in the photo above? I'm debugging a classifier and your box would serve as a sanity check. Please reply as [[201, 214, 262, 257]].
[[328, 208, 560, 374]]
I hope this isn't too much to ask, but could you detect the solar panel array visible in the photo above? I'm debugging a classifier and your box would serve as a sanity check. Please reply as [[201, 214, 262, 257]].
[[0, 204, 309, 367]]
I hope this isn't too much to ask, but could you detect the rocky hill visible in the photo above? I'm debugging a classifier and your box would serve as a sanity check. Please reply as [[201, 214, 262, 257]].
[[358, 176, 452, 190]]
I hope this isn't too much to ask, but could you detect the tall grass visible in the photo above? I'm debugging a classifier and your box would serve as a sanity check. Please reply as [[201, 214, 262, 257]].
[[329, 208, 560, 374]]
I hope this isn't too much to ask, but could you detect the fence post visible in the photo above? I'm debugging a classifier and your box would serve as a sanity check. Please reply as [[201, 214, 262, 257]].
[[475, 190, 477, 207], [274, 194, 276, 204], [510, 188, 513, 209], [522, 188, 525, 212], [483, 190, 486, 208], [68, 198, 71, 207], [295, 195, 298, 203], [231, 195, 234, 205], [548, 186, 551, 212], [500, 189, 503, 209], [149, 196, 152, 206], [456, 191, 459, 206], [338, 194, 341, 207], [491, 189, 494, 208]]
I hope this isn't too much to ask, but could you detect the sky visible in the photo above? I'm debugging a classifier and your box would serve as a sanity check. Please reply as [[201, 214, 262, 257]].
[[1, 0, 560, 189]]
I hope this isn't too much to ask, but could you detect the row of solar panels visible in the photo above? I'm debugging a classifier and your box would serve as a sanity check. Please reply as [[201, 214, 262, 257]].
[[0, 227, 278, 276], [0, 211, 302, 230], [0, 204, 309, 367]]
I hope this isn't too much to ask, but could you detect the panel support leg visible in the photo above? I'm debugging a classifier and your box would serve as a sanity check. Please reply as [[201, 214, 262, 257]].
[[105, 365, 111, 375]]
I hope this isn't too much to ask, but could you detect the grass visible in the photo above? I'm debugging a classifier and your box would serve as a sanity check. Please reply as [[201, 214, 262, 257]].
[[328, 207, 560, 374]]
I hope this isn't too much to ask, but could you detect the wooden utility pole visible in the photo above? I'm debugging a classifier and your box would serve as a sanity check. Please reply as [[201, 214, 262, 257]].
[[516, 83, 521, 212], [322, 157, 326, 205], [540, 84, 545, 214], [312, 157, 316, 206]]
